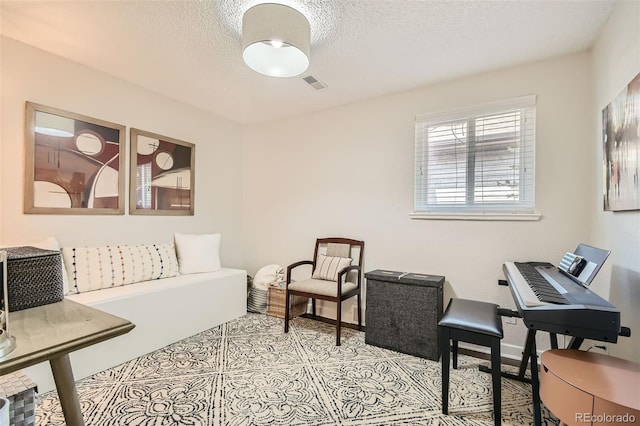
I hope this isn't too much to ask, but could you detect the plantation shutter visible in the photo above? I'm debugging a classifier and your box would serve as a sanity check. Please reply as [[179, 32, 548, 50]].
[[136, 163, 152, 209], [415, 95, 536, 215]]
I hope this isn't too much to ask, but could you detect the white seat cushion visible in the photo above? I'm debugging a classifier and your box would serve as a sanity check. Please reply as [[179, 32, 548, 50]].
[[288, 278, 357, 297]]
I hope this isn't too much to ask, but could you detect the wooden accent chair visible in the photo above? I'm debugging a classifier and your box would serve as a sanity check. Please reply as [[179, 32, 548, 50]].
[[283, 237, 364, 346]]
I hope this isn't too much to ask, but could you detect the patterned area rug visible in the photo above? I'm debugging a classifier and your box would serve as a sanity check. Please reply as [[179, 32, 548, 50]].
[[36, 314, 559, 425]]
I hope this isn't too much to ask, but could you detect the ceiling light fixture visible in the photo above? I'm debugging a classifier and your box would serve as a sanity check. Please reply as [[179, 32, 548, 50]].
[[242, 3, 310, 78]]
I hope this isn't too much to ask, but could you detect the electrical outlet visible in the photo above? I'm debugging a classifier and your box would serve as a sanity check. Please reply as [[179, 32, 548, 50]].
[[505, 317, 517, 325]]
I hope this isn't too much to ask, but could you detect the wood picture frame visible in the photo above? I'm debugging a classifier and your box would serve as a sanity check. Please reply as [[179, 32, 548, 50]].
[[24, 102, 126, 215], [129, 128, 195, 215]]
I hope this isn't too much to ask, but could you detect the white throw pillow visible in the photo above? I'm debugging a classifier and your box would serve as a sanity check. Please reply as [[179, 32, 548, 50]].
[[312, 255, 352, 282], [174, 233, 222, 274]]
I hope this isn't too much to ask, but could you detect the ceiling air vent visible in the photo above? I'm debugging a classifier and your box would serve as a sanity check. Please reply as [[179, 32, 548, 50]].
[[302, 75, 327, 91]]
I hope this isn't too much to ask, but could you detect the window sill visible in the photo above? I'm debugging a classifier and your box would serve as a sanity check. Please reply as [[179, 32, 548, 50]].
[[409, 212, 542, 221]]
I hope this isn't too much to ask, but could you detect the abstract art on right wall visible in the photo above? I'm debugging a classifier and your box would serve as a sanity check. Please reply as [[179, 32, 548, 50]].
[[602, 71, 640, 211]]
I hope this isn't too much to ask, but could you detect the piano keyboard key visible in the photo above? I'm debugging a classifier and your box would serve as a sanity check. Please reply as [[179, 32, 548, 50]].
[[514, 262, 569, 305]]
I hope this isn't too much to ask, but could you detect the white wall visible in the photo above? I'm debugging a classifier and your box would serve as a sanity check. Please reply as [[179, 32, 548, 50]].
[[591, 0, 640, 362], [0, 37, 244, 268], [242, 52, 597, 357], [4, 9, 637, 364]]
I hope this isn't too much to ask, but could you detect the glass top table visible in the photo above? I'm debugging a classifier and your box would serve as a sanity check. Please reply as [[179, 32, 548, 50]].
[[0, 299, 134, 425]]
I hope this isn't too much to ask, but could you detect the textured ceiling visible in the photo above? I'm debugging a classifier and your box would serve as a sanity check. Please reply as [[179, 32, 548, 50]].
[[0, 0, 616, 124]]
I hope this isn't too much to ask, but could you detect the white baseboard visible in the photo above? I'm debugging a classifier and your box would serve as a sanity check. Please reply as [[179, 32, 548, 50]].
[[308, 304, 537, 364]]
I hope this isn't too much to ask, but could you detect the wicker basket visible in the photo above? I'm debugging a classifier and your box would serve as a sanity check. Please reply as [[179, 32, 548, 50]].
[[266, 285, 308, 319], [1, 246, 64, 312], [0, 371, 37, 426]]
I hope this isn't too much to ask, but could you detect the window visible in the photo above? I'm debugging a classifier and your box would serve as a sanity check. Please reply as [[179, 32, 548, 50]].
[[136, 163, 152, 209], [413, 95, 538, 220]]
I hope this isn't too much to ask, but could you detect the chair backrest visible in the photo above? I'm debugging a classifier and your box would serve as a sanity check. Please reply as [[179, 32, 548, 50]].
[[312, 237, 364, 284]]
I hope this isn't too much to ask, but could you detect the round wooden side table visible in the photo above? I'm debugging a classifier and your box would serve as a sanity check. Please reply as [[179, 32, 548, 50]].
[[540, 349, 640, 426]]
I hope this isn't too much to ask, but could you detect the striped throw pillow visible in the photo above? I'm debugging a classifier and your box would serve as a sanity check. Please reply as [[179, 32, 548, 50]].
[[312, 255, 352, 282], [62, 243, 179, 294]]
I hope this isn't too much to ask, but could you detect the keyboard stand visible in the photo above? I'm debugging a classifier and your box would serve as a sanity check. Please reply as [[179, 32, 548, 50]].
[[478, 309, 545, 425], [549, 333, 558, 349], [478, 328, 542, 425], [482, 324, 633, 426], [499, 256, 629, 426]]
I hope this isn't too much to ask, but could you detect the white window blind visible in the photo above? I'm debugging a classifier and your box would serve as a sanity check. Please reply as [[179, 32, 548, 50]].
[[136, 163, 152, 209], [414, 96, 536, 217]]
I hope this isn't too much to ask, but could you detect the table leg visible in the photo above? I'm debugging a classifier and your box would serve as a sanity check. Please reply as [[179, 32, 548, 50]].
[[50, 354, 85, 426]]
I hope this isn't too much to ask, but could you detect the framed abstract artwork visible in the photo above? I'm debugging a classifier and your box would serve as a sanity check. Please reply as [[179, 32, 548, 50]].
[[24, 102, 126, 214], [602, 71, 640, 211], [129, 128, 195, 215]]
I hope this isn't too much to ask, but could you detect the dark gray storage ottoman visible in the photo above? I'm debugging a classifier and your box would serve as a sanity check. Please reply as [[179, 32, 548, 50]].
[[0, 246, 64, 312], [365, 270, 444, 360]]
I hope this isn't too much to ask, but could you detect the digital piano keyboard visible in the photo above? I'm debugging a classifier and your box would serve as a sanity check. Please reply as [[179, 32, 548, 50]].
[[501, 251, 627, 426], [503, 261, 621, 343]]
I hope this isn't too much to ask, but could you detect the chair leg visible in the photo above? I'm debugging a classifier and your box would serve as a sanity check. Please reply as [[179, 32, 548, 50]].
[[357, 293, 362, 327], [336, 299, 342, 346], [441, 327, 450, 415], [312, 299, 316, 317], [284, 290, 290, 333], [491, 337, 502, 426], [452, 340, 459, 369]]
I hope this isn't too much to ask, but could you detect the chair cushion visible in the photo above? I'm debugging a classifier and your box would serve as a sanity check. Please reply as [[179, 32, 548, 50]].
[[288, 278, 357, 297], [311, 254, 352, 281]]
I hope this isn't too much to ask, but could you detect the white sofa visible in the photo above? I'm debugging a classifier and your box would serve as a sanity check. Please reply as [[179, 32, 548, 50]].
[[21, 239, 247, 393]]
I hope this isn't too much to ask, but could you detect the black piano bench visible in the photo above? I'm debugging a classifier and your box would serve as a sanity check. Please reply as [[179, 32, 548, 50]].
[[438, 298, 504, 426]]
